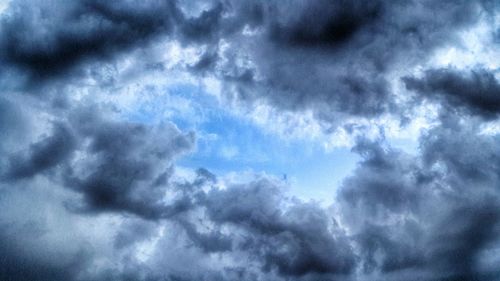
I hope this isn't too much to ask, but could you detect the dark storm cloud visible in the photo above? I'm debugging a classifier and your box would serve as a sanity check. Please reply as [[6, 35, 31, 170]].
[[268, 0, 383, 47], [201, 179, 356, 278], [2, 115, 500, 280], [204, 0, 489, 123], [1, 0, 491, 122], [0, 0, 177, 81], [0, 0, 227, 86], [0, 1, 499, 281], [0, 105, 196, 220], [0, 212, 92, 281], [403, 68, 500, 118], [338, 140, 427, 275], [338, 117, 500, 280], [340, 139, 421, 218], [62, 110, 196, 219], [0, 104, 198, 280], [3, 123, 76, 180]]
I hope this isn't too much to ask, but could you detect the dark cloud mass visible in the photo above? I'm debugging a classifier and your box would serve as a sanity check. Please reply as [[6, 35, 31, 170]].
[[63, 110, 196, 219], [0, 0, 489, 120], [202, 180, 356, 277], [3, 123, 76, 180], [0, 0, 177, 80], [210, 0, 486, 121], [403, 68, 500, 118], [0, 0, 499, 281], [338, 119, 500, 280]]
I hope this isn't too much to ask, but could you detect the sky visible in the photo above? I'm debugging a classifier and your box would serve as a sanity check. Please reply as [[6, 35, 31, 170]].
[[0, 0, 499, 280]]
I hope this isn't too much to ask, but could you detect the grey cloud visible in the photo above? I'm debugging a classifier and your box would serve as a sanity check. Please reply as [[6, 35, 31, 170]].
[[0, 1, 499, 281], [189, 49, 219, 73], [3, 123, 76, 180], [1, 118, 500, 280], [125, 177, 358, 281], [354, 222, 425, 275], [338, 140, 427, 276], [427, 201, 500, 280], [0, 104, 196, 220], [114, 219, 157, 250], [0, 96, 28, 154], [178, 219, 233, 253], [176, 2, 224, 44], [0, 0, 233, 87], [403, 68, 500, 118], [0, 184, 95, 281], [0, 232, 90, 281], [1, 0, 492, 125], [338, 118, 500, 280], [63, 110, 196, 219], [420, 114, 500, 185], [202, 179, 356, 278], [206, 0, 488, 124], [0, 0, 177, 81], [340, 139, 421, 221], [268, 0, 383, 48]]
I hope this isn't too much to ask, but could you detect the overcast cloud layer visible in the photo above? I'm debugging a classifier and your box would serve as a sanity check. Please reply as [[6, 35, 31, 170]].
[[1, 0, 500, 280]]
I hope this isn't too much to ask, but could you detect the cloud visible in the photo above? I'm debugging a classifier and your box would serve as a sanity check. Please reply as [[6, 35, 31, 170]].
[[204, 0, 488, 127], [1, 103, 196, 220], [3, 122, 76, 180], [403, 68, 500, 119], [0, 96, 29, 153], [201, 179, 356, 278], [0, 220, 90, 281], [337, 116, 500, 280], [0, 0, 499, 281], [113, 219, 157, 250], [0, 0, 177, 81], [1, 116, 500, 280], [1, 0, 491, 126], [63, 110, 196, 219]]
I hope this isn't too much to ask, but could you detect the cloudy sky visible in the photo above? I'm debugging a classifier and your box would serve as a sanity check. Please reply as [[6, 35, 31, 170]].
[[0, 0, 499, 280]]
